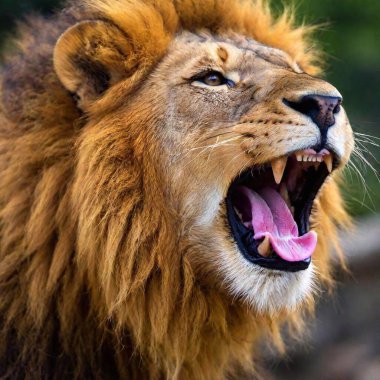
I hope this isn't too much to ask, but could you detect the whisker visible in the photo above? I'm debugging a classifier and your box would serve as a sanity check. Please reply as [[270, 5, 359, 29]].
[[352, 148, 380, 182], [182, 135, 243, 169], [352, 148, 367, 172], [347, 159, 373, 207], [199, 123, 243, 143], [200, 120, 263, 143], [355, 140, 380, 165], [187, 136, 241, 152], [200, 130, 238, 143], [355, 137, 380, 149], [222, 151, 249, 177], [343, 164, 354, 183], [344, 194, 377, 214], [354, 132, 380, 141]]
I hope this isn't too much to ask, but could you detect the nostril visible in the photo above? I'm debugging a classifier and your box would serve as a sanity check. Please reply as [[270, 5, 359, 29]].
[[283, 97, 320, 117], [333, 103, 341, 114], [283, 95, 342, 130]]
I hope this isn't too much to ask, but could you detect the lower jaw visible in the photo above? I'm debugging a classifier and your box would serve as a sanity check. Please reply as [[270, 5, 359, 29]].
[[226, 194, 312, 273]]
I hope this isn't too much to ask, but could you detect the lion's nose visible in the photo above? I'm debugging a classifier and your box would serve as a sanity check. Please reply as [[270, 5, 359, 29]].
[[284, 95, 342, 130]]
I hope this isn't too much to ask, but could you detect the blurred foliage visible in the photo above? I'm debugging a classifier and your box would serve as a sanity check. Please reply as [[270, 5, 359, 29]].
[[291, 0, 380, 216], [0, 0, 379, 215]]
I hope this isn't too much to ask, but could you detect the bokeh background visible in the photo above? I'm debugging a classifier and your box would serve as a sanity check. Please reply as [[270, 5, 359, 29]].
[[0, 1, 379, 379]]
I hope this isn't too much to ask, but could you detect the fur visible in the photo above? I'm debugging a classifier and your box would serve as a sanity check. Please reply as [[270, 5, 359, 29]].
[[0, 1, 353, 379]]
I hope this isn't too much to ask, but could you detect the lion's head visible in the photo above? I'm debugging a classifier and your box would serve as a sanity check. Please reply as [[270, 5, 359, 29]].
[[0, 0, 353, 378]]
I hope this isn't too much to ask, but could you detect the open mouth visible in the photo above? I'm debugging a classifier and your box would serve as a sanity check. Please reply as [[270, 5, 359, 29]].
[[226, 149, 338, 272]]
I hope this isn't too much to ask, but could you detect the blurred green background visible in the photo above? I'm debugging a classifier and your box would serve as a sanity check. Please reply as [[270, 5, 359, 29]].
[[0, 0, 379, 216], [292, 0, 380, 217]]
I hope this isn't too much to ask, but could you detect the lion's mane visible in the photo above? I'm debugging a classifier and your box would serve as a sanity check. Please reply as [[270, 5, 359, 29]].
[[0, 1, 349, 379]]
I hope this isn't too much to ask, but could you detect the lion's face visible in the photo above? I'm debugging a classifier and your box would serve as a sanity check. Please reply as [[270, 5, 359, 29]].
[[0, 1, 358, 377], [141, 32, 354, 312], [55, 27, 353, 315]]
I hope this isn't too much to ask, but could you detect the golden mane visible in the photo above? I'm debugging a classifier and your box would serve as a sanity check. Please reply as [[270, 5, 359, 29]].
[[0, 1, 349, 379], [82, 0, 321, 74]]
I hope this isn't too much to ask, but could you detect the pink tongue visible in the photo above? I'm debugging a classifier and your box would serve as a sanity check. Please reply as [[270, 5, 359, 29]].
[[238, 186, 317, 262]]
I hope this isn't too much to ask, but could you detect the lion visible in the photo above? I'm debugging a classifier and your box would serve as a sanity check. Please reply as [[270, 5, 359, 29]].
[[0, 0, 354, 379]]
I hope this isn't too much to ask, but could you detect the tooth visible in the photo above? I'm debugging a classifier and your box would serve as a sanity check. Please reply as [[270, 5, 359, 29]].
[[317, 156, 322, 162], [324, 155, 333, 173], [303, 155, 308, 162], [258, 236, 271, 257], [296, 154, 302, 162], [234, 207, 243, 221], [271, 156, 288, 184]]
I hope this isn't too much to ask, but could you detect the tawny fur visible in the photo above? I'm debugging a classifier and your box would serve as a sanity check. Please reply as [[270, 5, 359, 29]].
[[0, 1, 351, 379]]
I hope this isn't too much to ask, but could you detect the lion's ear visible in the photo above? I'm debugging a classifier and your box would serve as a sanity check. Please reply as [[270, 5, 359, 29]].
[[54, 20, 137, 110]]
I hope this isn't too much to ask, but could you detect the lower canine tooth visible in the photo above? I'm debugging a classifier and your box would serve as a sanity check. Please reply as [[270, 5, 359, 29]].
[[234, 207, 243, 221], [258, 236, 271, 257], [271, 156, 288, 184]]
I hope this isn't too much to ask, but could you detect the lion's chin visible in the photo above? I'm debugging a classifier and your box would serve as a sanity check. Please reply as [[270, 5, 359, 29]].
[[224, 257, 316, 314]]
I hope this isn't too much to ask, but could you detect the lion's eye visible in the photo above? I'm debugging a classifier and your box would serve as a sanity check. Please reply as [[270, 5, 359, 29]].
[[202, 72, 226, 86], [192, 71, 235, 87]]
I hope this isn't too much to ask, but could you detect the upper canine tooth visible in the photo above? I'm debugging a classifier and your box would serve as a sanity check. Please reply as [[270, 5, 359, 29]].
[[324, 155, 333, 173], [271, 156, 288, 184], [258, 235, 271, 257]]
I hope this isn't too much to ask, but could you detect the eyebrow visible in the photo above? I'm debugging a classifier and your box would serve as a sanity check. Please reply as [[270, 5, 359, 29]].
[[210, 35, 294, 70], [217, 46, 229, 63], [253, 50, 293, 69], [189, 33, 295, 73]]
